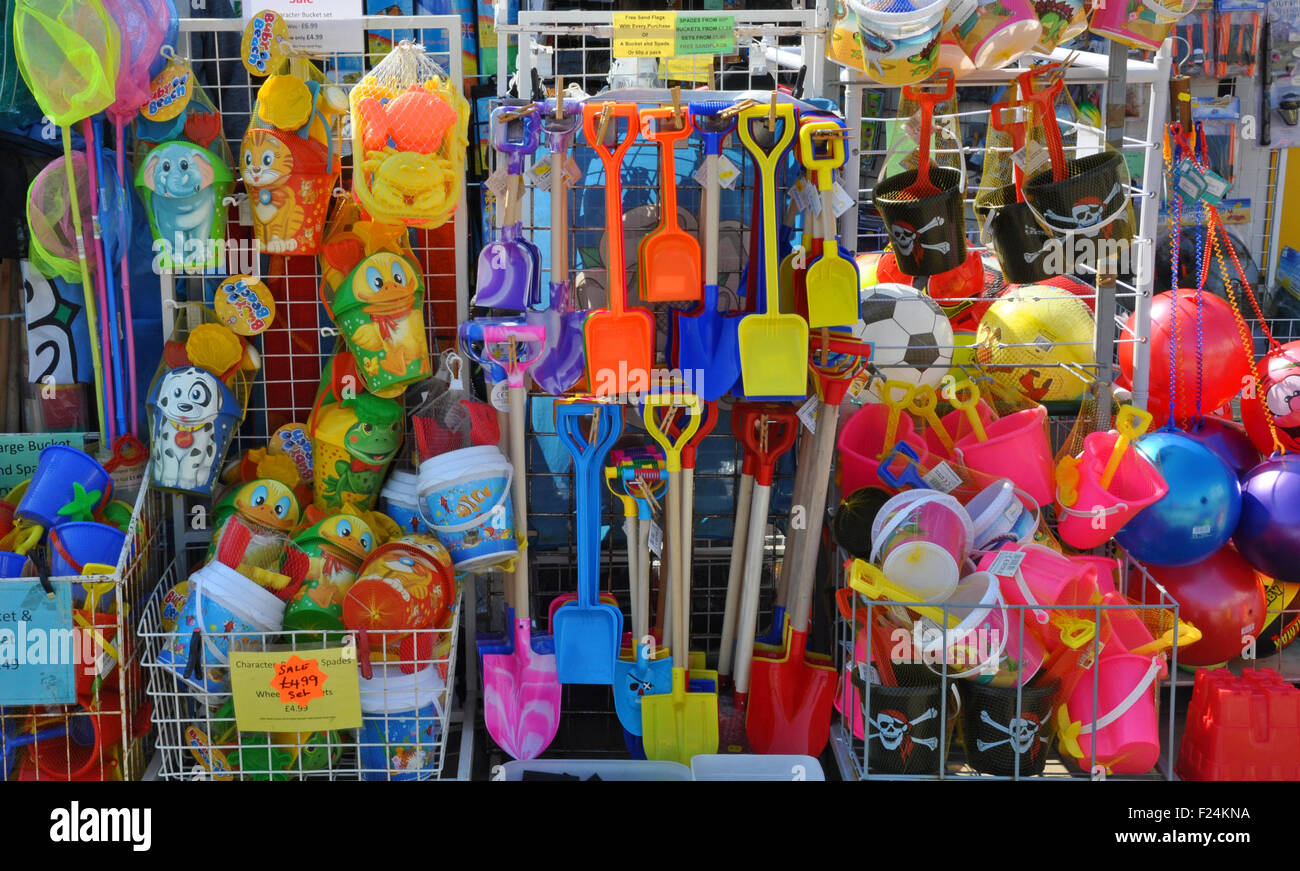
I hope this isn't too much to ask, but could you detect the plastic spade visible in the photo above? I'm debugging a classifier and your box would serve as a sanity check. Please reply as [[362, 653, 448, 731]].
[[553, 400, 624, 684], [474, 106, 541, 310], [736, 103, 808, 400], [798, 120, 860, 329], [529, 96, 587, 395], [639, 106, 702, 303], [676, 101, 741, 401], [582, 102, 653, 398]]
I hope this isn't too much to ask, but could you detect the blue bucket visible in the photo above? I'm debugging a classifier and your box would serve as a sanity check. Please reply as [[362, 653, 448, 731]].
[[17, 445, 112, 529], [48, 522, 127, 576], [416, 446, 517, 572], [0, 551, 29, 578]]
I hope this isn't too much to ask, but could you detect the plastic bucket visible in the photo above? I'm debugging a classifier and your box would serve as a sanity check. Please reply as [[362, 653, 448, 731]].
[[870, 490, 973, 603], [985, 194, 1054, 284], [960, 679, 1057, 776], [846, 0, 949, 37], [1033, 0, 1087, 50], [1088, 0, 1180, 50], [980, 542, 1098, 611], [358, 663, 446, 781], [861, 681, 955, 776], [31, 694, 143, 781], [331, 283, 430, 396], [923, 398, 998, 460], [243, 129, 335, 256], [838, 403, 931, 494], [1055, 429, 1169, 550], [965, 478, 1039, 550], [380, 470, 422, 534], [874, 166, 967, 276], [953, 0, 1042, 69], [973, 605, 1046, 687], [416, 446, 517, 571], [0, 551, 29, 578], [691, 754, 825, 781], [48, 523, 127, 576], [156, 560, 286, 695], [955, 405, 1054, 506], [914, 572, 1010, 679], [147, 369, 242, 499], [17, 445, 111, 529], [1073, 554, 1120, 596], [1022, 151, 1133, 242], [1061, 653, 1162, 774]]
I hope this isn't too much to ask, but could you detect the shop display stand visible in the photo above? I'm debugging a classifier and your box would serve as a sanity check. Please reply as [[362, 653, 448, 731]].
[[140, 14, 475, 780]]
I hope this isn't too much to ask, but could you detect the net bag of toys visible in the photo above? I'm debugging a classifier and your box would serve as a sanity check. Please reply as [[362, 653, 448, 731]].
[[349, 40, 470, 229]]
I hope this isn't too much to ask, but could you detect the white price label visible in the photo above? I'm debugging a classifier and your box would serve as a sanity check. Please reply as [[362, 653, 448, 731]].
[[717, 154, 741, 189], [790, 175, 817, 212], [648, 521, 664, 558], [830, 183, 856, 218], [1024, 140, 1052, 180], [565, 156, 582, 188], [987, 549, 1027, 578], [797, 396, 819, 433], [490, 380, 510, 412], [485, 165, 510, 202], [236, 196, 253, 228], [921, 461, 962, 493], [525, 159, 553, 191], [947, 0, 979, 24]]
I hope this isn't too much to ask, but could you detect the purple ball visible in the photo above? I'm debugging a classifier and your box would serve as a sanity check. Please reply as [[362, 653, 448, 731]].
[[1235, 452, 1300, 583], [1183, 417, 1262, 479]]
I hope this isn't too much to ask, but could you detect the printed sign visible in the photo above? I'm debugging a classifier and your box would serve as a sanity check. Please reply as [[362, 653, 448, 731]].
[[612, 11, 677, 58], [230, 646, 362, 732], [0, 581, 76, 705], [0, 434, 88, 494], [242, 0, 364, 60]]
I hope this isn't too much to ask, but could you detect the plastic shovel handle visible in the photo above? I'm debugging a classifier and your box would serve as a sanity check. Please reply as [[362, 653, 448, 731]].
[[735, 407, 798, 487], [909, 383, 954, 452], [480, 322, 547, 389], [1099, 405, 1154, 489], [642, 393, 702, 474], [848, 561, 960, 629], [880, 379, 916, 459], [876, 441, 930, 491], [797, 119, 847, 192], [948, 379, 988, 442], [582, 102, 640, 314]]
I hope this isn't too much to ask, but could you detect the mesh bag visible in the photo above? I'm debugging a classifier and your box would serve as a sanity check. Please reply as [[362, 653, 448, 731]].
[[349, 41, 470, 229], [12, 0, 119, 127], [973, 283, 1097, 404], [134, 59, 234, 176]]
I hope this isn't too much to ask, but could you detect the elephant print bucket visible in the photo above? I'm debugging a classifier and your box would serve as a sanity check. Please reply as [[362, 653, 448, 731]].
[[416, 445, 517, 572], [134, 141, 233, 272]]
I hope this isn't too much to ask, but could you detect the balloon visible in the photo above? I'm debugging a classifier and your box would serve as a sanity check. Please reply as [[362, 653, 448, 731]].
[[1181, 416, 1261, 478], [1119, 289, 1252, 428], [1234, 452, 1300, 583], [1240, 341, 1300, 453], [1134, 544, 1266, 666], [1114, 431, 1241, 567]]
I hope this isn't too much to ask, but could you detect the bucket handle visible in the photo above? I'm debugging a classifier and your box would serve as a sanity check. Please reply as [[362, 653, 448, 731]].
[[869, 490, 955, 565], [1057, 655, 1163, 761], [418, 466, 515, 535], [920, 591, 1011, 681]]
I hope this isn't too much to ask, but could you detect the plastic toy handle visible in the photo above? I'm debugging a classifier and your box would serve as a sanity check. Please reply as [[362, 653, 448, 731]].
[[797, 120, 846, 192], [1131, 620, 1202, 657], [1099, 405, 1153, 489], [642, 393, 702, 473], [848, 561, 959, 628], [736, 408, 798, 486], [909, 384, 954, 452], [1051, 615, 1096, 650], [876, 441, 929, 491], [879, 380, 917, 459], [1055, 455, 1081, 508], [948, 379, 988, 442], [1021, 79, 1068, 183], [688, 102, 737, 156]]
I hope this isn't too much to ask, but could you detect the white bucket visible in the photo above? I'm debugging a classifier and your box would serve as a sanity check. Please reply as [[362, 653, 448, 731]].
[[358, 663, 446, 781], [380, 469, 421, 534], [870, 490, 974, 603], [915, 571, 1009, 678], [965, 479, 1039, 550], [846, 0, 948, 38], [416, 445, 517, 572]]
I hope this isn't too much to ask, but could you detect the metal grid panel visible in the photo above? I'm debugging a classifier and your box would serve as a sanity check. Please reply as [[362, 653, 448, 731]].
[[138, 562, 462, 781], [0, 473, 169, 781]]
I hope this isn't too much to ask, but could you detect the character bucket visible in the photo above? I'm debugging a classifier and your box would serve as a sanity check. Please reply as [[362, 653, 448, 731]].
[[869, 490, 973, 603], [416, 446, 517, 572], [147, 367, 242, 499], [134, 140, 234, 271], [48, 522, 126, 576], [874, 166, 967, 276], [1059, 653, 1163, 774], [955, 405, 1054, 507], [18, 445, 112, 530], [953, 0, 1042, 70], [984, 193, 1054, 284], [241, 127, 336, 255], [1088, 0, 1187, 51], [328, 252, 431, 396], [837, 402, 931, 494], [1033, 0, 1088, 50], [960, 679, 1057, 776], [1055, 429, 1169, 550]]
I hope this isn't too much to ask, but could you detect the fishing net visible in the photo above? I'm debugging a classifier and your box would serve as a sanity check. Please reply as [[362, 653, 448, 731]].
[[12, 0, 119, 127], [349, 41, 470, 229], [26, 151, 123, 284], [103, 0, 172, 126]]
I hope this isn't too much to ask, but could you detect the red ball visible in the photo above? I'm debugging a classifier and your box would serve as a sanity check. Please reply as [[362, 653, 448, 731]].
[[1133, 544, 1267, 666], [1119, 289, 1252, 428], [1240, 341, 1300, 453], [1024, 274, 1097, 313], [926, 247, 985, 302]]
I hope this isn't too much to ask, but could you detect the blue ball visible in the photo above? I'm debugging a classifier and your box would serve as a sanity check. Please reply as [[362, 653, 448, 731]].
[[1114, 431, 1241, 567]]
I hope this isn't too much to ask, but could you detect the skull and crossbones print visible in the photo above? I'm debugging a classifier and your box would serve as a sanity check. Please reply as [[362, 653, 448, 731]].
[[1042, 182, 1123, 233], [975, 709, 1048, 758], [867, 707, 939, 760], [889, 215, 951, 263]]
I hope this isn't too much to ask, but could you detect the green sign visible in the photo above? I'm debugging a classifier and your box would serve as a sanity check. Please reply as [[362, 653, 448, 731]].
[[0, 433, 89, 494], [675, 15, 735, 56]]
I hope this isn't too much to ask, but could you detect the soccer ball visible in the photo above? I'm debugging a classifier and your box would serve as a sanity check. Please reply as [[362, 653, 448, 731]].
[[854, 283, 953, 395]]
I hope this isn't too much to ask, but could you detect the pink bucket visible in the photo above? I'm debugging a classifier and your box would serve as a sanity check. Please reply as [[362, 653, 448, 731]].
[[871, 491, 974, 603], [922, 398, 998, 460], [1061, 652, 1163, 774], [1055, 430, 1169, 551], [980, 542, 1098, 613], [953, 0, 1042, 70], [838, 403, 931, 495], [971, 604, 1046, 688], [1088, 0, 1185, 50], [955, 405, 1054, 507], [1071, 554, 1120, 597]]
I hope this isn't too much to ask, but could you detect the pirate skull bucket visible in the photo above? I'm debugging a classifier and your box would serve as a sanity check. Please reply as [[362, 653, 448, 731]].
[[960, 679, 1057, 776], [874, 166, 967, 276], [859, 679, 958, 775], [982, 190, 1054, 284], [1021, 151, 1134, 248]]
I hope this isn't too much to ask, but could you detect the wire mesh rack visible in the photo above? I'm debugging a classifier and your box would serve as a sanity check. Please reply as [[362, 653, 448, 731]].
[[137, 558, 462, 781], [0, 471, 169, 781]]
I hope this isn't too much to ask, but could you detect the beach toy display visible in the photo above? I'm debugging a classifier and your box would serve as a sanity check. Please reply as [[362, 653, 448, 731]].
[[473, 104, 541, 311], [343, 535, 455, 663], [241, 61, 345, 254], [349, 40, 470, 229], [324, 251, 431, 396], [951, 0, 1042, 69], [842, 0, 947, 86], [281, 511, 380, 633], [134, 140, 233, 271], [358, 664, 447, 780]]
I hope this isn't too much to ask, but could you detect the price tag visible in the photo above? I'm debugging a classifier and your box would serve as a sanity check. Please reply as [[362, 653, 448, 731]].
[[648, 520, 664, 557], [922, 461, 962, 493], [565, 156, 583, 188], [237, 196, 254, 228], [717, 154, 741, 189], [230, 647, 362, 732], [0, 582, 75, 705], [1024, 140, 1052, 180], [525, 159, 553, 191], [790, 175, 818, 213], [674, 15, 736, 55], [243, 1, 363, 58], [612, 11, 677, 58], [987, 549, 1027, 578], [797, 396, 819, 433], [490, 380, 510, 412], [830, 182, 856, 218], [485, 165, 510, 203], [1176, 158, 1231, 206]]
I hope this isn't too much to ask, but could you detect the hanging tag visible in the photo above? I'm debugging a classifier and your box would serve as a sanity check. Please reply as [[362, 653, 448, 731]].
[[947, 0, 980, 25], [987, 549, 1027, 578], [214, 275, 275, 336], [1176, 158, 1230, 205], [485, 165, 510, 202], [747, 38, 769, 77], [236, 196, 254, 228], [1024, 140, 1051, 180], [901, 110, 922, 145], [564, 156, 583, 187], [142, 60, 193, 122], [717, 154, 741, 189], [830, 183, 856, 218], [921, 461, 962, 493], [490, 380, 510, 412], [240, 10, 291, 78], [797, 396, 818, 433], [525, 159, 553, 191], [648, 520, 664, 557]]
